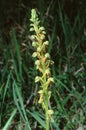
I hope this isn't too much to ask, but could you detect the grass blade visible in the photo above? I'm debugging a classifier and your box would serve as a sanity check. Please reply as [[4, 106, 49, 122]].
[[27, 110, 46, 128], [13, 80, 31, 130], [3, 109, 17, 130], [11, 28, 22, 80]]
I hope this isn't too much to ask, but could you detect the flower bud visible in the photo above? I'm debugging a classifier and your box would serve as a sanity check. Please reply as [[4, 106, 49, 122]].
[[31, 9, 37, 21]]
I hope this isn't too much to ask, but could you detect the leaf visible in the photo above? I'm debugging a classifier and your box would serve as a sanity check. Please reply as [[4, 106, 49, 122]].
[[27, 110, 46, 128]]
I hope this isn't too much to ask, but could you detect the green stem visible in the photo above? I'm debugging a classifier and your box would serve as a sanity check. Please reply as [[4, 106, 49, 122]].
[[43, 67, 49, 130], [45, 93, 49, 130]]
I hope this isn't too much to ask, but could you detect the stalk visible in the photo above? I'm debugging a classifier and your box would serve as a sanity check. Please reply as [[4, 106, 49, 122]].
[[45, 90, 49, 130]]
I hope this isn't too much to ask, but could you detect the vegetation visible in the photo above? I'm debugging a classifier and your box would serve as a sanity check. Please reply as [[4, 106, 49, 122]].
[[0, 0, 86, 130]]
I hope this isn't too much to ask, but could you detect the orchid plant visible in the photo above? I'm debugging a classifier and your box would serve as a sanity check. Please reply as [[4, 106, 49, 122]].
[[30, 9, 54, 130]]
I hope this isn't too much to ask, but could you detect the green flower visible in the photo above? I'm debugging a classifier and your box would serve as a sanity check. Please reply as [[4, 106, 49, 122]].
[[38, 90, 43, 94], [45, 53, 50, 59], [29, 27, 34, 31], [37, 47, 41, 52], [35, 60, 40, 65], [35, 76, 41, 83], [39, 27, 45, 31], [43, 41, 49, 45], [32, 42, 36, 47], [32, 52, 37, 57], [48, 77, 54, 83], [42, 68, 51, 77], [48, 110, 54, 115]]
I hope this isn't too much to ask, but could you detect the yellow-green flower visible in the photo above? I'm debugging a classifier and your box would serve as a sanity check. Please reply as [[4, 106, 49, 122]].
[[32, 52, 37, 57], [48, 110, 54, 115], [35, 76, 41, 83], [35, 60, 40, 66]]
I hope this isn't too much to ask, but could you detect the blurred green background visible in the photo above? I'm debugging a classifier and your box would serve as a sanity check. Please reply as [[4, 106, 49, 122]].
[[0, 0, 86, 130]]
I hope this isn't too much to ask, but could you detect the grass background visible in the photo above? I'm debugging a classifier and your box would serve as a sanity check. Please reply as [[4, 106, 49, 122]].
[[0, 0, 86, 129]]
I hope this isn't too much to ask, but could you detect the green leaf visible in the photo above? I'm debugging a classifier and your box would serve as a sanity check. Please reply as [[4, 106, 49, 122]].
[[27, 110, 46, 128], [3, 109, 17, 130]]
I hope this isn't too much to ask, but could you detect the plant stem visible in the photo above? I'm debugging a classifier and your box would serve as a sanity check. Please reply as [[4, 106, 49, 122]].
[[45, 94, 49, 130], [43, 67, 49, 130]]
